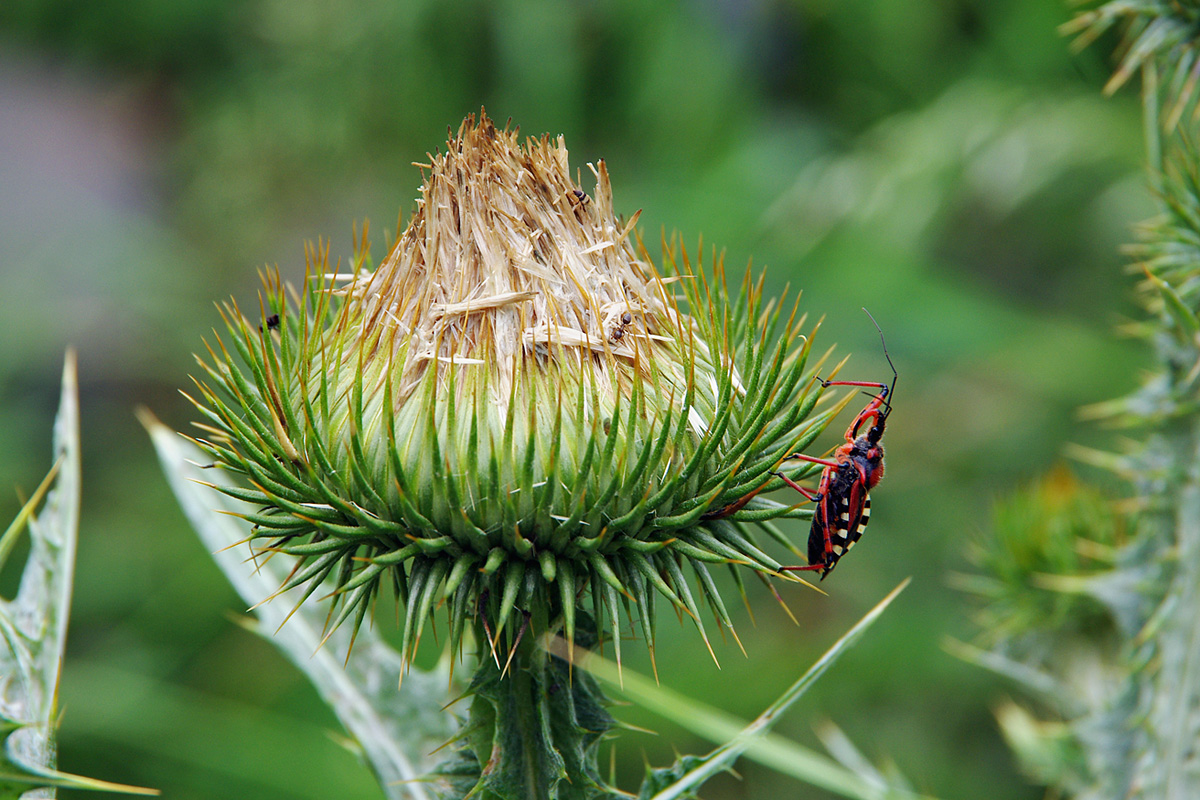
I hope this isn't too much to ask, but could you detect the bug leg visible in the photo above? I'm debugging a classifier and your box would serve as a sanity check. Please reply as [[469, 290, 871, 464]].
[[782, 506, 835, 576], [777, 468, 837, 576], [771, 471, 819, 501], [701, 474, 776, 519], [787, 453, 839, 468], [820, 380, 891, 440], [778, 454, 838, 497], [705, 457, 829, 521], [821, 380, 890, 391]]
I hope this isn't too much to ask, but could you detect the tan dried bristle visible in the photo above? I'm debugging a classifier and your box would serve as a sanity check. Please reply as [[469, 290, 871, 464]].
[[330, 113, 710, 423]]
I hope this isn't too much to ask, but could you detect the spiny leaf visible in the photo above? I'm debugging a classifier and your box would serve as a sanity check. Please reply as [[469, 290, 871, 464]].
[[144, 412, 454, 800]]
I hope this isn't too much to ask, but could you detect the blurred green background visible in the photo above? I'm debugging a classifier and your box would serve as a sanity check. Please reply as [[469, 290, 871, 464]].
[[0, 1, 1149, 798]]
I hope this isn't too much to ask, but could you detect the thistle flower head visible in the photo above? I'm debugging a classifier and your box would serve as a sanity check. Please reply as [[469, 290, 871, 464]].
[[190, 112, 840, 667]]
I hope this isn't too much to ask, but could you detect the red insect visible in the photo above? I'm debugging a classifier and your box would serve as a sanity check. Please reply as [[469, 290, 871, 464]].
[[776, 312, 896, 579]]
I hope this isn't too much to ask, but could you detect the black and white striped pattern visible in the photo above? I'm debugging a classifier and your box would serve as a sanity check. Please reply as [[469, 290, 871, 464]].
[[830, 495, 870, 559]]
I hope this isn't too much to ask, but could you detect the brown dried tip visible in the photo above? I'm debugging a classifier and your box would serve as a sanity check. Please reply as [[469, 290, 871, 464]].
[[329, 110, 690, 419]]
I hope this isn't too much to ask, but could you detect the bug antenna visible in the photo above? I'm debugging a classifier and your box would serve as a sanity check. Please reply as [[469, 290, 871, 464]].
[[862, 308, 897, 397]]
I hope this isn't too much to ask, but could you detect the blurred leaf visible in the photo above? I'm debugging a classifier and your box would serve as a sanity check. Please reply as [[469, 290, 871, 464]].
[[556, 580, 927, 800], [942, 637, 1061, 701], [143, 411, 457, 800], [959, 467, 1124, 649], [0, 352, 156, 797], [962, 7, 1200, 795], [763, 79, 1137, 257], [992, 701, 1088, 792]]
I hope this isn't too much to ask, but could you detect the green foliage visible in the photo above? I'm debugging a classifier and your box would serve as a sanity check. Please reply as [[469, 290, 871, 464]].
[[636, 756, 709, 800], [960, 468, 1122, 647], [1065, 1, 1200, 128], [169, 114, 927, 799], [587, 581, 928, 800], [955, 469, 1130, 794], [437, 618, 616, 800], [960, 6, 1200, 799], [0, 714, 154, 798], [154, 361, 925, 800], [0, 355, 155, 798], [0, 2, 1156, 798], [0, 355, 78, 798]]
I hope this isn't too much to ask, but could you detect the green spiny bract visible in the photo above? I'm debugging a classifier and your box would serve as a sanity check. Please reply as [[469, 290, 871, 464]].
[[186, 113, 840, 675]]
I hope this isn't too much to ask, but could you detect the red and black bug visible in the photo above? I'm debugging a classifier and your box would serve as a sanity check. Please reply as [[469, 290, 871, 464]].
[[776, 312, 896, 579]]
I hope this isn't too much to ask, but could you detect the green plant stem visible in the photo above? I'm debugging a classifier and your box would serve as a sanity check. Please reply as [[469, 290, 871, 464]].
[[442, 609, 616, 800]]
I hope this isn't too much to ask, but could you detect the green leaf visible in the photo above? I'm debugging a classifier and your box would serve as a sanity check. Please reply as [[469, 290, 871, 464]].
[[556, 580, 928, 800], [0, 352, 156, 797], [143, 411, 456, 800]]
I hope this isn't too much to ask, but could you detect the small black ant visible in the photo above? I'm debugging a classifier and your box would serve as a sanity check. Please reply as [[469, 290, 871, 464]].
[[610, 311, 633, 342]]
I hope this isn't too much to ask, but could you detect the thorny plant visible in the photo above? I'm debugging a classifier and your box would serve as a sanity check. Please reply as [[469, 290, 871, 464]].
[[182, 113, 890, 800]]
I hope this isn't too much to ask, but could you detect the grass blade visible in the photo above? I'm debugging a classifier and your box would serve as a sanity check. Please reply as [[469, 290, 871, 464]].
[[551, 580, 925, 800]]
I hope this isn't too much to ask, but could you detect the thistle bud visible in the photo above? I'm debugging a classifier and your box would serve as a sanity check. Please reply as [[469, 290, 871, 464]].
[[189, 112, 836, 673]]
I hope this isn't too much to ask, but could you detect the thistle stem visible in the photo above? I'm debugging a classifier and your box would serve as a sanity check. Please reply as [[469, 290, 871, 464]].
[[442, 608, 616, 800]]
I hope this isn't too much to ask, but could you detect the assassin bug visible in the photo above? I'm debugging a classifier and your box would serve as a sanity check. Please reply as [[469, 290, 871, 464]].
[[775, 310, 896, 579]]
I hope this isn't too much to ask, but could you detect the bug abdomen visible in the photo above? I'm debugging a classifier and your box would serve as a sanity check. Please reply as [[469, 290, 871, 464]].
[[808, 492, 871, 578]]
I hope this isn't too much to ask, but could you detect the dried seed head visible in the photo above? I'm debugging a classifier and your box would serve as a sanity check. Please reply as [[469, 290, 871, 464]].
[[190, 112, 835, 666]]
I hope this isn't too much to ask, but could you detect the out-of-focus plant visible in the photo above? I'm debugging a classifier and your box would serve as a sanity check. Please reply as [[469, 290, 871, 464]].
[[0, 354, 155, 799], [957, 4, 1200, 798], [950, 468, 1126, 794], [155, 112, 927, 800], [959, 468, 1123, 647]]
